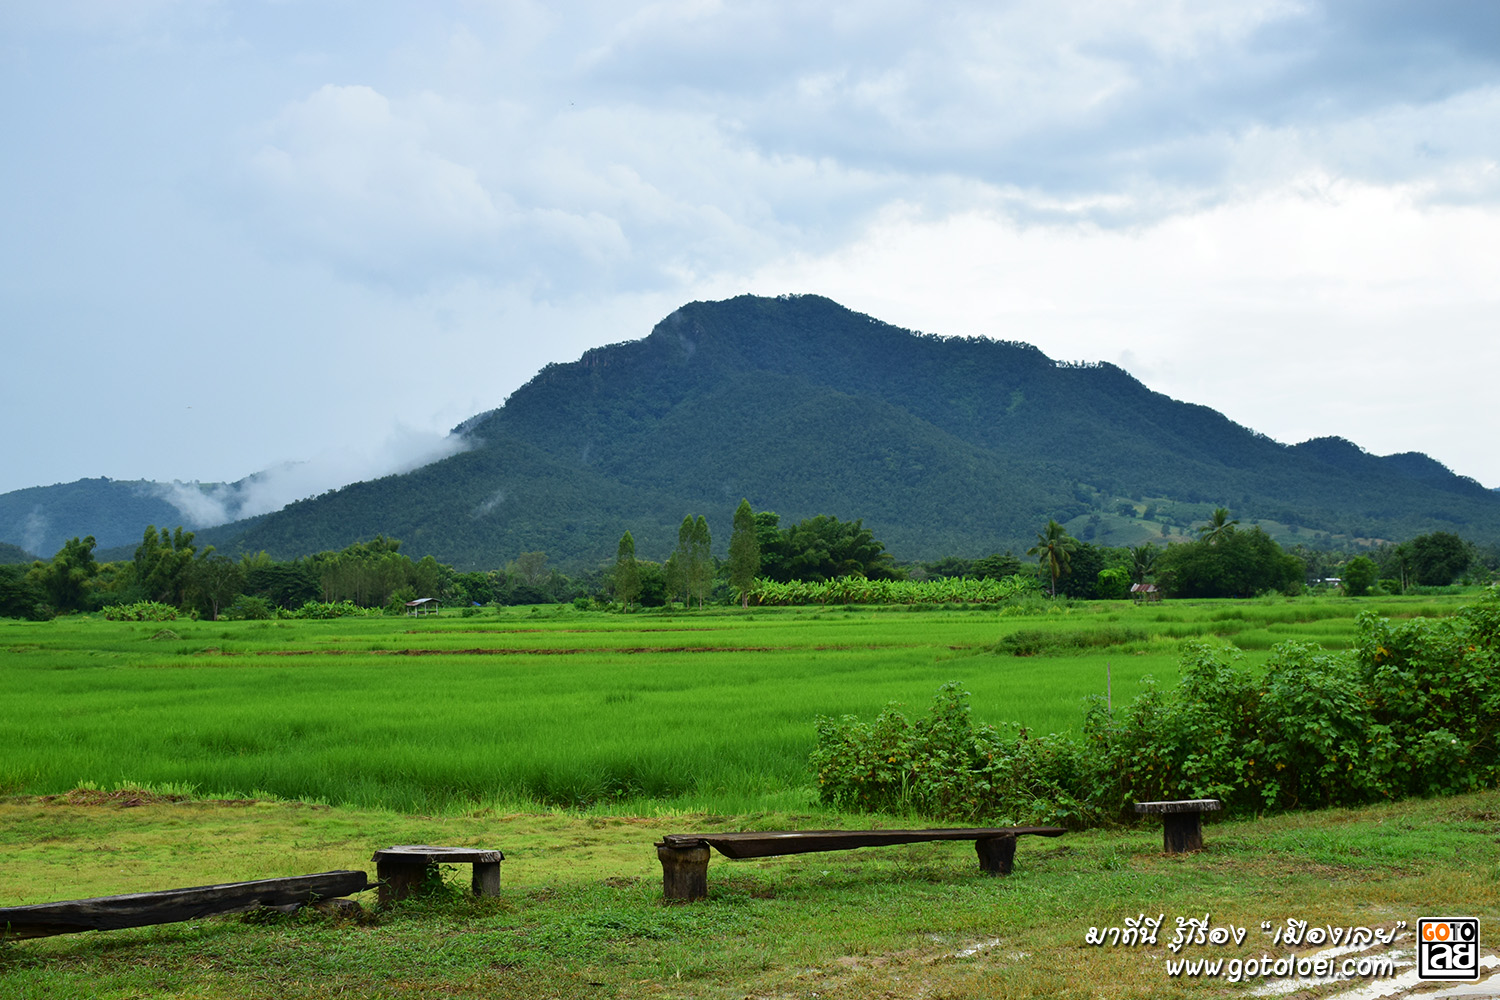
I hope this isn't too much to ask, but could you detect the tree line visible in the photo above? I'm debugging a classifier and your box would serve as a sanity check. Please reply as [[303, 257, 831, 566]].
[[0, 505, 1491, 621]]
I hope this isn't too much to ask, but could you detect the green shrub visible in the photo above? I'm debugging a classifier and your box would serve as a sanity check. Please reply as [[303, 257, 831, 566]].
[[101, 601, 179, 622], [810, 683, 1097, 827], [815, 592, 1500, 827], [277, 600, 372, 620], [224, 596, 274, 621]]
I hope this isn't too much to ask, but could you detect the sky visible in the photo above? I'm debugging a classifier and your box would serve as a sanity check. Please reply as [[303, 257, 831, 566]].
[[4, 0, 1499, 518]]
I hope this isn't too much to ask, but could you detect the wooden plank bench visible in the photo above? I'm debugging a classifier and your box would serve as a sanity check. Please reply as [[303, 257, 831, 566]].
[[654, 827, 1066, 901], [0, 871, 369, 940], [370, 845, 504, 905], [1134, 799, 1222, 853]]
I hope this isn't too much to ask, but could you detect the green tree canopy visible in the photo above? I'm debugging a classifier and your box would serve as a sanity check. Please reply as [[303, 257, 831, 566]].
[[1342, 555, 1378, 597], [27, 536, 99, 613], [1156, 527, 1303, 598], [1197, 507, 1239, 545], [1410, 531, 1471, 586], [134, 526, 197, 606], [761, 515, 896, 583], [1129, 543, 1159, 584], [613, 530, 640, 611]]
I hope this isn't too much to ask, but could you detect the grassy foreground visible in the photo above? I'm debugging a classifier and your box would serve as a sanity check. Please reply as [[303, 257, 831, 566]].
[[1, 788, 1497, 998]]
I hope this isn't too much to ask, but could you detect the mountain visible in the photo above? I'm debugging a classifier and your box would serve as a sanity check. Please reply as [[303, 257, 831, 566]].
[[0, 541, 36, 565], [0, 478, 232, 558], [9, 295, 1499, 569], [199, 294, 1500, 569]]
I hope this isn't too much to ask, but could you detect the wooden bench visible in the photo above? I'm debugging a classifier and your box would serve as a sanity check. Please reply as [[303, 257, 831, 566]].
[[371, 845, 504, 906], [654, 826, 1066, 901], [0, 871, 369, 940], [1134, 799, 1221, 853]]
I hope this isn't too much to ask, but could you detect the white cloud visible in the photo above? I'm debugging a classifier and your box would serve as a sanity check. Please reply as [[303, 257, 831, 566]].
[[729, 176, 1500, 483], [150, 426, 472, 528], [6, 0, 1500, 501]]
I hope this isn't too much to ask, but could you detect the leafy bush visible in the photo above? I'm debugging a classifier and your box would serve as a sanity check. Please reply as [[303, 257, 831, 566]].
[[224, 595, 274, 621], [751, 574, 1039, 606], [815, 592, 1500, 827], [810, 683, 1097, 827], [101, 601, 179, 622], [1085, 590, 1500, 816], [277, 600, 374, 620]]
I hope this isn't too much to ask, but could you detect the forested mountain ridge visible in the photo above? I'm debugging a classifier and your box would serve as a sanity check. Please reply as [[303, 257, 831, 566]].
[[11, 294, 1500, 570], [0, 479, 226, 558], [211, 294, 1500, 569]]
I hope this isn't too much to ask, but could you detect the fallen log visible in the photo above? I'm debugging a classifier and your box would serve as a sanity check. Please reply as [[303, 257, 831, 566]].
[[0, 871, 370, 940]]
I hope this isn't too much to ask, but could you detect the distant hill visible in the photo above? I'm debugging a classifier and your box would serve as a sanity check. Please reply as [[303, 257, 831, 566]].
[[0, 478, 230, 557], [190, 294, 1500, 570], [0, 541, 35, 565]]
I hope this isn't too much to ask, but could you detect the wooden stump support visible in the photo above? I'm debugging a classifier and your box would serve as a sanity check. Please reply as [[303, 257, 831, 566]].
[[370, 846, 504, 906], [656, 843, 711, 902], [1133, 799, 1222, 853], [974, 834, 1017, 875]]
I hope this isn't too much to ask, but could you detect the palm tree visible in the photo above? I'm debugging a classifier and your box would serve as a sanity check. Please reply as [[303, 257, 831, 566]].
[[1197, 507, 1239, 545], [1028, 520, 1077, 597], [1129, 543, 1158, 585]]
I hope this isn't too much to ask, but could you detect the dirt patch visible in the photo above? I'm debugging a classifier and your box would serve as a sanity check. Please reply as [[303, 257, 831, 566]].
[[40, 788, 191, 808]]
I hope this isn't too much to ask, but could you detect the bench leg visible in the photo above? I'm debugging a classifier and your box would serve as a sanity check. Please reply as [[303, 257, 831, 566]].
[[471, 861, 501, 897], [1162, 812, 1204, 853], [975, 834, 1017, 876], [375, 859, 434, 906], [657, 844, 711, 901]]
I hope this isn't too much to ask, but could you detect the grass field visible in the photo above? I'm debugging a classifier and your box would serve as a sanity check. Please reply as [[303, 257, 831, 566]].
[[1, 788, 1497, 998], [2, 594, 1493, 998], [0, 595, 1470, 815]]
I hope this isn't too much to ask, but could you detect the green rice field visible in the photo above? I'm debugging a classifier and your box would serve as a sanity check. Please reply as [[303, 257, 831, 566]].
[[0, 595, 1470, 816]]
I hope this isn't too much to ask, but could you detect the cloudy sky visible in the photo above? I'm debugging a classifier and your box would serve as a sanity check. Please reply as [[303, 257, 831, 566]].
[[4, 0, 1499, 511]]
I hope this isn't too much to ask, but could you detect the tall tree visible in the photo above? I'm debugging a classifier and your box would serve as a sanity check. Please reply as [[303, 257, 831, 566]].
[[1028, 520, 1076, 597], [1410, 531, 1471, 586], [727, 500, 760, 607], [189, 555, 245, 621], [673, 516, 695, 606], [1197, 507, 1239, 546], [762, 515, 896, 583], [689, 515, 712, 608], [1129, 543, 1159, 584], [1341, 555, 1377, 597], [134, 526, 197, 606], [614, 531, 640, 611], [29, 536, 99, 613]]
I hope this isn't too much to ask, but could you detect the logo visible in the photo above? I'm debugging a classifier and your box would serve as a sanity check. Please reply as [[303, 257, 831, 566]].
[[1417, 918, 1480, 981]]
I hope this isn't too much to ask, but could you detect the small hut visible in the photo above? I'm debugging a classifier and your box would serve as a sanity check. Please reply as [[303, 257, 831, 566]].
[[1130, 583, 1161, 603], [404, 598, 441, 616]]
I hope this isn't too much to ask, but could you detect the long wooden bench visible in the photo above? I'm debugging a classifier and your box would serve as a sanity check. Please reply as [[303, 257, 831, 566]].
[[0, 871, 369, 940], [654, 826, 1066, 900]]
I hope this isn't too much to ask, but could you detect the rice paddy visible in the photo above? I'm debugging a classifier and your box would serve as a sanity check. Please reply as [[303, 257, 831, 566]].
[[0, 594, 1467, 816]]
